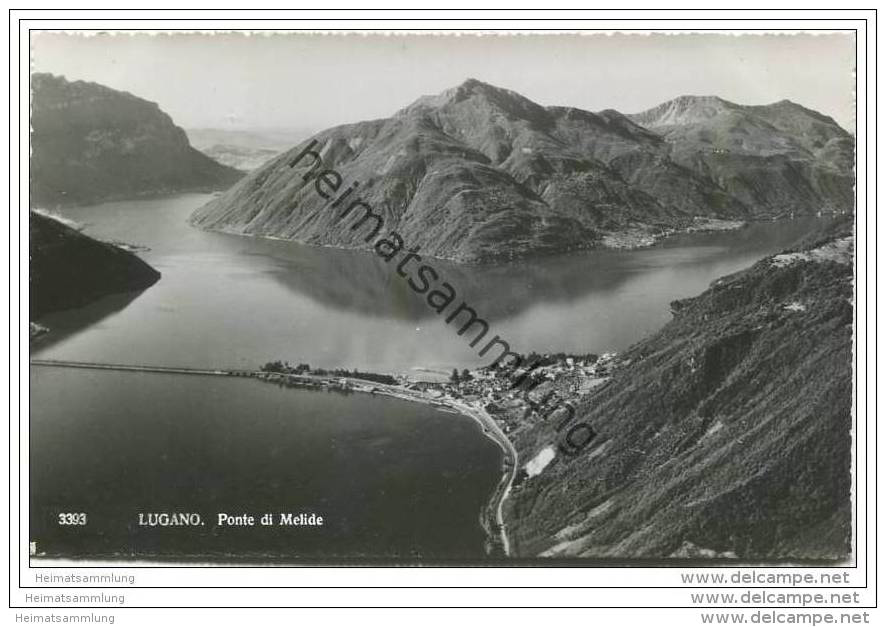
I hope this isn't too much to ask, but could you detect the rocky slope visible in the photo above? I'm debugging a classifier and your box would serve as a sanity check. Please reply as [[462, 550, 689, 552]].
[[504, 217, 853, 560], [630, 95, 854, 217], [30, 211, 161, 319], [191, 80, 852, 262], [30, 74, 242, 207]]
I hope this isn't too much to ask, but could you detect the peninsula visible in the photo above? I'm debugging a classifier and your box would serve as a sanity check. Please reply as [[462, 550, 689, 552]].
[[191, 79, 852, 263]]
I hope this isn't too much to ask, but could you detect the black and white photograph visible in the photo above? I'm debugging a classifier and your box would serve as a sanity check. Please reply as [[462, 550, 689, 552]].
[[27, 30, 857, 566]]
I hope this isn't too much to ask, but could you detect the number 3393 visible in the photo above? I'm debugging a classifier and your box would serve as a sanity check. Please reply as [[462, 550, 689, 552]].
[[57, 513, 87, 525]]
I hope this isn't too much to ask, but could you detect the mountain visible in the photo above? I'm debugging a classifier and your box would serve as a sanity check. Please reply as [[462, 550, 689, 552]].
[[30, 74, 243, 207], [630, 95, 854, 217], [29, 211, 161, 320], [191, 79, 853, 263], [504, 217, 853, 559]]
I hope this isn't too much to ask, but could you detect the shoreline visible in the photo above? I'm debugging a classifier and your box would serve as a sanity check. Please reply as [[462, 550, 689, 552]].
[[192, 216, 766, 265], [30, 358, 519, 557], [403, 395, 517, 557], [256, 371, 518, 556], [190, 213, 845, 264]]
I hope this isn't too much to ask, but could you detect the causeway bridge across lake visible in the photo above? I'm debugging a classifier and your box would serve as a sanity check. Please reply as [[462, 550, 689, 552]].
[[30, 357, 516, 555], [29, 359, 255, 377]]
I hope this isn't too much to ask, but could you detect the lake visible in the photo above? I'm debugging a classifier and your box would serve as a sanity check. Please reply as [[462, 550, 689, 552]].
[[30, 367, 500, 561], [29, 194, 822, 561]]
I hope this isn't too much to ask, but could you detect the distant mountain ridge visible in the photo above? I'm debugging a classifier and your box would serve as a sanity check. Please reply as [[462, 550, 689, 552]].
[[186, 127, 312, 172], [629, 95, 854, 216], [196, 144, 282, 172], [191, 79, 854, 263], [30, 73, 243, 207]]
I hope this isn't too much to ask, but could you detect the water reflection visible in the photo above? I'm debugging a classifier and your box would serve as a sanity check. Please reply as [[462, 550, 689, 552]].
[[26, 193, 832, 562], [31, 289, 148, 352], [30, 194, 823, 374], [236, 219, 818, 325]]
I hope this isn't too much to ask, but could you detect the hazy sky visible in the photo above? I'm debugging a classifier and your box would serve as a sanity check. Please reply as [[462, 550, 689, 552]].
[[31, 31, 856, 132]]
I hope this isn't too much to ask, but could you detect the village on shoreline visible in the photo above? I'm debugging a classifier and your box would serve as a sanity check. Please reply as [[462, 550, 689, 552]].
[[253, 352, 619, 556]]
